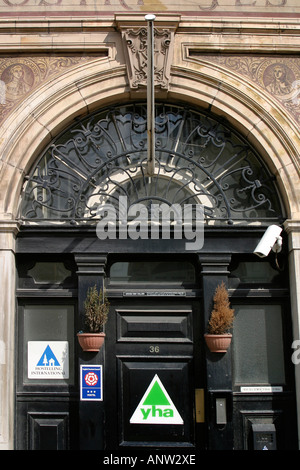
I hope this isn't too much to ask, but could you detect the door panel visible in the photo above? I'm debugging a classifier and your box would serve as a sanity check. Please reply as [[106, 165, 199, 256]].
[[118, 358, 194, 447], [116, 308, 193, 343], [105, 299, 203, 449], [16, 302, 78, 450], [16, 399, 78, 450]]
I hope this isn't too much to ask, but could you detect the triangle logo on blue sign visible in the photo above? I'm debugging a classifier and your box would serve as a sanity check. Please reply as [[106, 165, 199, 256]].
[[37, 345, 60, 366]]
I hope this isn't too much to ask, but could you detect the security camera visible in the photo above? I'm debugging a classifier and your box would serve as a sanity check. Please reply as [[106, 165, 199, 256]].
[[253, 225, 283, 258]]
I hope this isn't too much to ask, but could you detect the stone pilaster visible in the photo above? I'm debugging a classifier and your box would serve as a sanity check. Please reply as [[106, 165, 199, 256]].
[[0, 220, 19, 449], [284, 219, 300, 449]]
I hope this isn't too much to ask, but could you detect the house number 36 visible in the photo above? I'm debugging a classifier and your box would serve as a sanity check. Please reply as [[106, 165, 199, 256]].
[[149, 345, 160, 353]]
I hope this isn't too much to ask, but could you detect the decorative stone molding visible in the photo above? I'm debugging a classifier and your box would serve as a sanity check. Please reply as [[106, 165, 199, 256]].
[[284, 220, 300, 233], [284, 220, 300, 251], [122, 26, 173, 89], [0, 220, 20, 251]]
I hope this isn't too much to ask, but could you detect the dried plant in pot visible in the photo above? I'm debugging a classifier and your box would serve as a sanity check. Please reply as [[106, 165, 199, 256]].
[[77, 285, 109, 352], [204, 282, 234, 353]]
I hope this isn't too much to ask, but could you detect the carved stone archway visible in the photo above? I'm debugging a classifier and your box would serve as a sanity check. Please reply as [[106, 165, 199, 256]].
[[1, 58, 300, 449]]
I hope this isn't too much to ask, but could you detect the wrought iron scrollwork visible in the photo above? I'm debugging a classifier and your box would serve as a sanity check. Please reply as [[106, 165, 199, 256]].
[[20, 103, 283, 224]]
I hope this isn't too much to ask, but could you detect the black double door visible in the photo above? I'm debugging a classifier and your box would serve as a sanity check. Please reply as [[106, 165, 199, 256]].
[[104, 297, 204, 449], [16, 295, 205, 450]]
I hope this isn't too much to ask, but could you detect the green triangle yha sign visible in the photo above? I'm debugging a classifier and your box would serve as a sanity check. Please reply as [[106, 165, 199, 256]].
[[130, 374, 184, 425]]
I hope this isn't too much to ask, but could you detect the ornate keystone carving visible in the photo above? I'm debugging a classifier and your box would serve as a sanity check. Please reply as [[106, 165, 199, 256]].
[[123, 27, 172, 89]]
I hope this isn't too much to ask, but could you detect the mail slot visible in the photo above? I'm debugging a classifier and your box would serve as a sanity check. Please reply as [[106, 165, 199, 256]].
[[252, 423, 277, 450]]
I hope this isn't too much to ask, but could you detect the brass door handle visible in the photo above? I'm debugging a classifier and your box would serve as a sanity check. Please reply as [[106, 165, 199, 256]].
[[195, 389, 205, 423]]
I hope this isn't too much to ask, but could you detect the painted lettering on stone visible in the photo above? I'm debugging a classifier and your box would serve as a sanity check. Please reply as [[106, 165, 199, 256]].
[[0, 0, 293, 11]]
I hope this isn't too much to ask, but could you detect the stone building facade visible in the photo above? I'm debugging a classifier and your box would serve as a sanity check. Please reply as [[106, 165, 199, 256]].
[[1, 0, 300, 450]]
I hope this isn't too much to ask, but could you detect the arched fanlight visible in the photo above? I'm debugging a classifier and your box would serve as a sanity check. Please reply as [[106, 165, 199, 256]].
[[20, 103, 284, 225]]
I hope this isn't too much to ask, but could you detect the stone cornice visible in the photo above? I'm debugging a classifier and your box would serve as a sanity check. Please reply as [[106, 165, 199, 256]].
[[0, 16, 298, 53], [0, 14, 298, 34]]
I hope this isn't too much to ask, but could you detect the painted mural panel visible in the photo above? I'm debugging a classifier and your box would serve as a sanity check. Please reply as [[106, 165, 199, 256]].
[[0, 54, 106, 123], [190, 54, 300, 124]]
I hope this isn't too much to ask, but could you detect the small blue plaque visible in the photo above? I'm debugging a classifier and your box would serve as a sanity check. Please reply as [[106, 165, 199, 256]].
[[80, 365, 103, 401]]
